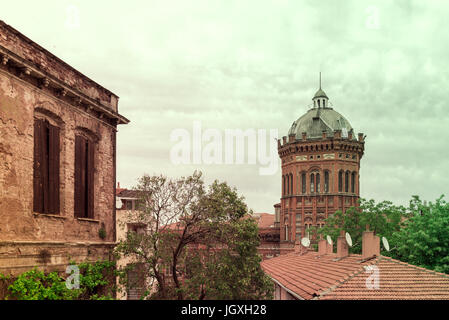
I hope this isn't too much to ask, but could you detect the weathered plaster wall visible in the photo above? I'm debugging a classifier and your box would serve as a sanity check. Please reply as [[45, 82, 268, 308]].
[[0, 71, 116, 244]]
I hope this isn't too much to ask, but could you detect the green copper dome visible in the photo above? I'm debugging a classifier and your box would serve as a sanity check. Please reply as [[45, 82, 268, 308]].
[[288, 108, 354, 139], [288, 87, 354, 140]]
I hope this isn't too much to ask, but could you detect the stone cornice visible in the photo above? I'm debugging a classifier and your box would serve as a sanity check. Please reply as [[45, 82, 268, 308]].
[[0, 44, 129, 126]]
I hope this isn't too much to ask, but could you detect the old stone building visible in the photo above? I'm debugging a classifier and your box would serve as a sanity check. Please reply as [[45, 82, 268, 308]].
[[278, 80, 365, 253], [115, 186, 150, 300], [0, 20, 128, 278]]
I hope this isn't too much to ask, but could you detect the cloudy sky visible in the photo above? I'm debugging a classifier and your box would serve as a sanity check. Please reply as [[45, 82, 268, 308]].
[[3, 0, 448, 213]]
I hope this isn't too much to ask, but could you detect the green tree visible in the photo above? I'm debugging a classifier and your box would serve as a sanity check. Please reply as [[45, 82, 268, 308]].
[[115, 171, 273, 300], [387, 195, 449, 274], [317, 198, 409, 254]]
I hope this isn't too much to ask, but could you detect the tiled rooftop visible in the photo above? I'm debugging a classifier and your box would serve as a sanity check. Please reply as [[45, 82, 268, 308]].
[[261, 251, 449, 300]]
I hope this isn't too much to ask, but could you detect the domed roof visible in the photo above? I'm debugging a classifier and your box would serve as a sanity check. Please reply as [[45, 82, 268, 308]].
[[313, 88, 328, 99], [288, 107, 354, 140]]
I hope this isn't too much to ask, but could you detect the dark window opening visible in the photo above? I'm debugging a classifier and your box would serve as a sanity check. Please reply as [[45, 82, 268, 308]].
[[345, 171, 349, 193], [33, 118, 60, 214], [301, 173, 306, 194], [310, 173, 315, 193], [74, 135, 95, 219], [351, 172, 356, 193], [338, 170, 343, 192], [324, 171, 329, 193]]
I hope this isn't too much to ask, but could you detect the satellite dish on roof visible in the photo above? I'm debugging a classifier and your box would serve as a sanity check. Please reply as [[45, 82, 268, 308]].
[[301, 237, 310, 247], [345, 232, 353, 247], [115, 197, 122, 209], [382, 236, 390, 252], [326, 235, 333, 245]]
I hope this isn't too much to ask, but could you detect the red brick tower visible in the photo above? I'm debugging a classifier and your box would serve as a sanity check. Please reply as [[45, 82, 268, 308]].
[[278, 80, 365, 252]]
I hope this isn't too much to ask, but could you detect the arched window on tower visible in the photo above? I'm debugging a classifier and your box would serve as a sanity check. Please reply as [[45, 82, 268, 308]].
[[287, 174, 290, 195], [338, 170, 343, 192], [324, 171, 329, 193], [282, 175, 285, 195], [301, 173, 306, 194], [316, 173, 320, 193], [290, 173, 293, 195], [317, 100, 320, 108], [323, 99, 326, 107], [345, 171, 349, 193], [351, 172, 356, 193], [310, 173, 315, 193]]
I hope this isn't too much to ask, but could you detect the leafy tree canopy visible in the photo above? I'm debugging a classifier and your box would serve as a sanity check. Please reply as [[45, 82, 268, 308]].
[[115, 171, 273, 300]]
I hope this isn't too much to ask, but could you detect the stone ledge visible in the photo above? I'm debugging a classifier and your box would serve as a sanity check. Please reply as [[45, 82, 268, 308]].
[[33, 213, 67, 220], [0, 241, 115, 246], [76, 217, 100, 223]]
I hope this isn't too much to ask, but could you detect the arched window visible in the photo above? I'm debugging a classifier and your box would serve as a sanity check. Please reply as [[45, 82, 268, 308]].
[[338, 170, 343, 192], [345, 171, 349, 193], [351, 172, 356, 193], [317, 100, 320, 107], [310, 173, 315, 193], [316, 173, 320, 193], [324, 171, 329, 193], [282, 175, 285, 195], [287, 174, 290, 195], [290, 173, 293, 195], [301, 173, 306, 194]]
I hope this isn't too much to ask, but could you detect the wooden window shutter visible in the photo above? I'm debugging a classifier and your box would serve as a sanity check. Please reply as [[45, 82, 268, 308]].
[[33, 119, 45, 213], [87, 139, 95, 219], [41, 121, 50, 213], [74, 135, 87, 218], [48, 124, 60, 214]]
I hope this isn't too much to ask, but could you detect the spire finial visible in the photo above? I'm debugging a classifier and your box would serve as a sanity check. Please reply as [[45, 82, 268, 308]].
[[319, 72, 322, 89]]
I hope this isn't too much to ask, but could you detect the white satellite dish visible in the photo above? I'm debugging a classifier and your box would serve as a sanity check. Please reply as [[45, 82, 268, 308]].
[[382, 237, 390, 252], [345, 232, 353, 247], [326, 235, 333, 245], [301, 237, 310, 247], [115, 197, 122, 209]]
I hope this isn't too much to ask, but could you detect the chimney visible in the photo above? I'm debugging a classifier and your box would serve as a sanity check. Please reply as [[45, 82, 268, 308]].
[[282, 136, 287, 145], [117, 182, 120, 189], [294, 239, 302, 254], [301, 132, 307, 141], [294, 239, 308, 255], [318, 238, 332, 255], [336, 230, 348, 258], [362, 225, 380, 259]]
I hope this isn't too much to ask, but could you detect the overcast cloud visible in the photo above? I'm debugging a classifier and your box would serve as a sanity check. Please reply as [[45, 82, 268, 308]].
[[3, 0, 449, 213]]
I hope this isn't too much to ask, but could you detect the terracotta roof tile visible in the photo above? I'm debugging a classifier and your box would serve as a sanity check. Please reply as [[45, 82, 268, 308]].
[[261, 252, 449, 300]]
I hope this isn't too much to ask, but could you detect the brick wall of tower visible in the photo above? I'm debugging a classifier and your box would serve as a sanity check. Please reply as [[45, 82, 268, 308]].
[[278, 132, 364, 251]]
